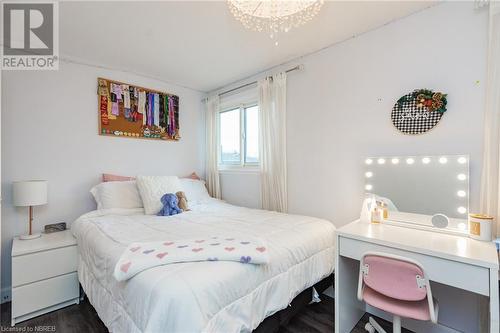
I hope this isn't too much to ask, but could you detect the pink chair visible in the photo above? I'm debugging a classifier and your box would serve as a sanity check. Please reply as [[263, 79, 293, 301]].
[[357, 252, 439, 333]]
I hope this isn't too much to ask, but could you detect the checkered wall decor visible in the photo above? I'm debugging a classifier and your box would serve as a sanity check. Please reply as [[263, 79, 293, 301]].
[[391, 91, 446, 135]]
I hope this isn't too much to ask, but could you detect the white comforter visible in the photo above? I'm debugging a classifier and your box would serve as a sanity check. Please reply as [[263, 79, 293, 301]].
[[72, 199, 335, 333]]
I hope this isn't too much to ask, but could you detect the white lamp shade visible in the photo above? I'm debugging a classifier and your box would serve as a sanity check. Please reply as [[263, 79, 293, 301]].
[[13, 180, 48, 207]]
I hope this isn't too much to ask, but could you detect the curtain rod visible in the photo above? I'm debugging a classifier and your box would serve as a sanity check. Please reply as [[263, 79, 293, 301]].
[[203, 64, 302, 103]]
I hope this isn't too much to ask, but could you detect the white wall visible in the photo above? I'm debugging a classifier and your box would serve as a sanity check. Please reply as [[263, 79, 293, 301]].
[[220, 171, 261, 209], [0, 67, 3, 302], [1, 61, 206, 299], [216, 3, 488, 332], [219, 2, 487, 227]]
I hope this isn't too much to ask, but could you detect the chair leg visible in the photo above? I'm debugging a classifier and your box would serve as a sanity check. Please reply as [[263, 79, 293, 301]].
[[393, 315, 401, 333], [365, 317, 387, 333]]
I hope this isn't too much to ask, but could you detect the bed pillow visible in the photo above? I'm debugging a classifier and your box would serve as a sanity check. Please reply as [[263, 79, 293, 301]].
[[136, 176, 182, 215], [102, 173, 135, 182], [179, 178, 211, 203], [185, 172, 201, 180], [90, 181, 143, 209], [101, 173, 199, 182]]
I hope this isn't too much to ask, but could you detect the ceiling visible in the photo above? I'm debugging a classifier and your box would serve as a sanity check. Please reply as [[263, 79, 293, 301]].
[[60, 1, 437, 92]]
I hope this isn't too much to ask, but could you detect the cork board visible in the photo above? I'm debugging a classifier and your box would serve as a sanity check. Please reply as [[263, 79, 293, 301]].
[[97, 77, 180, 141]]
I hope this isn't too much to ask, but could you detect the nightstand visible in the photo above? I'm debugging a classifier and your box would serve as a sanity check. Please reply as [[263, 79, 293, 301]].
[[11, 230, 79, 326]]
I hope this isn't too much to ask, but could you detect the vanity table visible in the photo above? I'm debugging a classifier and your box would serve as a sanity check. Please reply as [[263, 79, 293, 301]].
[[335, 220, 499, 333], [343, 154, 499, 332]]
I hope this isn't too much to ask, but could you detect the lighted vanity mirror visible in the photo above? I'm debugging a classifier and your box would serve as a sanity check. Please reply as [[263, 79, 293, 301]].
[[364, 155, 469, 234]]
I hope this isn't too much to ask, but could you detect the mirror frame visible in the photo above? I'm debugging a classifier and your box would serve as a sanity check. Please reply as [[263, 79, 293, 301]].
[[364, 155, 470, 235]]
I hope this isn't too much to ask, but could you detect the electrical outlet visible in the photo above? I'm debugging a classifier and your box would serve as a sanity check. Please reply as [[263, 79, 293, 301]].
[[1, 288, 11, 303]]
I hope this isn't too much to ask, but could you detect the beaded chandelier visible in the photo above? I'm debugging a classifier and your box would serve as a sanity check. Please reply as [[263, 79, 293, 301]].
[[227, 0, 324, 42]]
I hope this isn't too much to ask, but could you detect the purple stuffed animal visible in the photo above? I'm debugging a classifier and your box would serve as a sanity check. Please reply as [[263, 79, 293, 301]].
[[157, 193, 182, 216]]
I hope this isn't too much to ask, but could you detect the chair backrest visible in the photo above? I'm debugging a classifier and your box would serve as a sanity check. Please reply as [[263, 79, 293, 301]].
[[362, 254, 427, 301]]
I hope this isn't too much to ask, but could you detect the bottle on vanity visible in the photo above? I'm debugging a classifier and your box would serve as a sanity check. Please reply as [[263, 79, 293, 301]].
[[371, 207, 383, 224], [379, 201, 388, 220]]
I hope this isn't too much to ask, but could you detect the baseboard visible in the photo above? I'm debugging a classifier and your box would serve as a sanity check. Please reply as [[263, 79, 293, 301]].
[[1, 286, 12, 304]]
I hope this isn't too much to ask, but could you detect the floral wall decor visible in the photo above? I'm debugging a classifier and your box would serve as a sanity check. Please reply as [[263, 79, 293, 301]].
[[391, 89, 448, 135]]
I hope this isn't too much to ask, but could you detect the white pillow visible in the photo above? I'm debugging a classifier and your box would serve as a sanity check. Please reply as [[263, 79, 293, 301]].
[[90, 181, 143, 210], [136, 176, 182, 215], [179, 178, 211, 203]]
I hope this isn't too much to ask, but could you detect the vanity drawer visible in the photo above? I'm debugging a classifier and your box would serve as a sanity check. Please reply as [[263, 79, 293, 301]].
[[339, 236, 490, 296], [12, 245, 77, 287], [11, 272, 79, 318]]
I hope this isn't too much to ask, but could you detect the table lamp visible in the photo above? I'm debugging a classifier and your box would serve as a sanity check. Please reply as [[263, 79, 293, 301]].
[[13, 180, 48, 240]]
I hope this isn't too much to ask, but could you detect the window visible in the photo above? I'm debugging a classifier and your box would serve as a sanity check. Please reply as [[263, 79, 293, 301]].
[[244, 105, 259, 164], [219, 108, 241, 164], [219, 105, 259, 167]]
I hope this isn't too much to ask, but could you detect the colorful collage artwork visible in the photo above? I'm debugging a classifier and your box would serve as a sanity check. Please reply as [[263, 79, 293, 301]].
[[98, 78, 180, 141]]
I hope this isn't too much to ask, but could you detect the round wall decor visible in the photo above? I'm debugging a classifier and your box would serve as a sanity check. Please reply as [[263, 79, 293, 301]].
[[391, 89, 447, 135]]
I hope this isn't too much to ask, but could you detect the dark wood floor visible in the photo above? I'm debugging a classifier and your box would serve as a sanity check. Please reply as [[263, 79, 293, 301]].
[[278, 296, 412, 333], [0, 295, 411, 333], [1, 298, 107, 333]]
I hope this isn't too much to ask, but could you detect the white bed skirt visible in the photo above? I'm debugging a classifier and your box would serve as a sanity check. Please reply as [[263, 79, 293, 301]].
[[78, 247, 334, 333]]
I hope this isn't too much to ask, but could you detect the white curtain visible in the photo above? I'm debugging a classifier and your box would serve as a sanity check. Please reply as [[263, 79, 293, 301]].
[[258, 72, 287, 212], [205, 95, 221, 199], [479, 2, 500, 237]]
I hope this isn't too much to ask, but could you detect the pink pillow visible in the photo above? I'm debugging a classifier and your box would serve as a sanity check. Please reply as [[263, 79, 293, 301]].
[[102, 172, 201, 182], [186, 172, 201, 180], [102, 174, 135, 182]]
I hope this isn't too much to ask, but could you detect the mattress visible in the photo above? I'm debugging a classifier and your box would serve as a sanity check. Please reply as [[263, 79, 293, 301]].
[[71, 199, 336, 333]]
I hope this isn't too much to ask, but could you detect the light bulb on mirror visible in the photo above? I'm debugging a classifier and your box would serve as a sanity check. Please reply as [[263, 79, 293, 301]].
[[422, 157, 431, 164], [365, 159, 373, 165], [365, 184, 373, 191], [457, 206, 467, 214], [457, 173, 467, 181], [406, 158, 415, 165], [439, 157, 448, 164], [377, 158, 385, 165], [391, 158, 399, 164], [457, 157, 467, 164], [457, 190, 466, 197], [365, 172, 373, 178]]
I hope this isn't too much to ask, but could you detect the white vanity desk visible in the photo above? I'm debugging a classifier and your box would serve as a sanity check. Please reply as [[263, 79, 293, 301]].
[[335, 220, 499, 333]]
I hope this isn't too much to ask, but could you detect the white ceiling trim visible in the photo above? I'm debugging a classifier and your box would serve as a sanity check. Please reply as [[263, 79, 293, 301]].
[[58, 54, 206, 93]]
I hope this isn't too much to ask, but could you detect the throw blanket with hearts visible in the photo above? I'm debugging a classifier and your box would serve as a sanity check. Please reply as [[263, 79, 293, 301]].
[[114, 236, 269, 281]]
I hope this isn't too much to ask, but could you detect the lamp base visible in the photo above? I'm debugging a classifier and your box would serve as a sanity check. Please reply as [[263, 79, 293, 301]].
[[19, 233, 41, 240]]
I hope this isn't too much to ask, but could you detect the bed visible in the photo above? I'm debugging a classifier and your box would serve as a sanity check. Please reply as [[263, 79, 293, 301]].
[[72, 198, 335, 333]]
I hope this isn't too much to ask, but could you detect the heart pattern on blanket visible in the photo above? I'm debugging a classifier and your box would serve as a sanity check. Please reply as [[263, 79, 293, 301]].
[[120, 262, 131, 273], [240, 256, 252, 263], [115, 237, 269, 282], [156, 252, 168, 259]]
